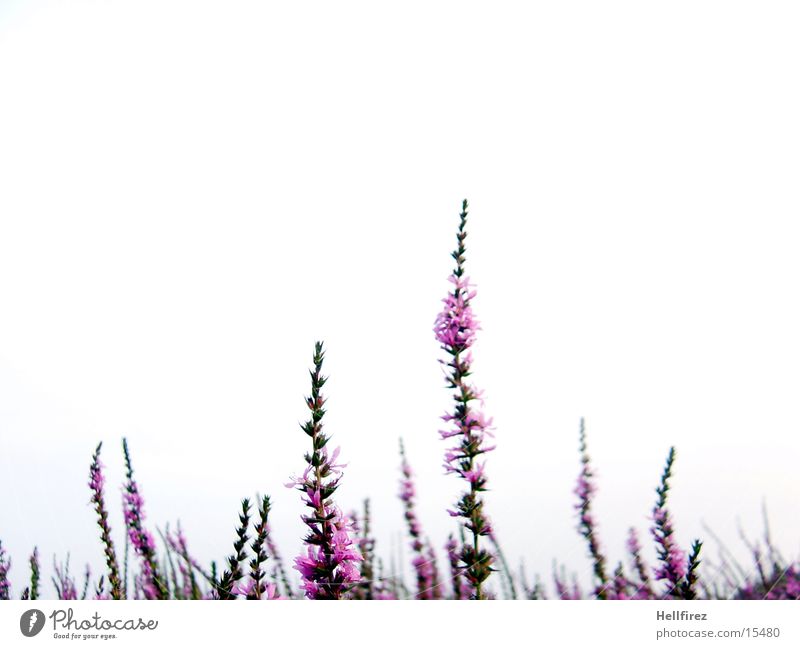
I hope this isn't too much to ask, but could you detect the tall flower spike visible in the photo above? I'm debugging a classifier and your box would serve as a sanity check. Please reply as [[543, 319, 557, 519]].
[[121, 438, 167, 600], [574, 418, 608, 597], [247, 495, 271, 600], [625, 527, 653, 599], [264, 523, 293, 599], [166, 525, 205, 600], [608, 563, 631, 600], [680, 539, 702, 600], [651, 447, 688, 598], [287, 341, 362, 599], [159, 526, 180, 599], [0, 540, 11, 600], [53, 555, 78, 600], [423, 542, 443, 599], [434, 199, 495, 599], [445, 534, 467, 600], [552, 566, 567, 600], [355, 499, 376, 600], [398, 438, 438, 599], [80, 564, 91, 600], [526, 575, 546, 600], [29, 547, 40, 600], [216, 498, 251, 599], [370, 557, 396, 600], [94, 575, 107, 600], [89, 442, 123, 599]]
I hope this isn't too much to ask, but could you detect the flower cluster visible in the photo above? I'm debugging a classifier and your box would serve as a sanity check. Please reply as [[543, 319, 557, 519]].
[[293, 512, 361, 599]]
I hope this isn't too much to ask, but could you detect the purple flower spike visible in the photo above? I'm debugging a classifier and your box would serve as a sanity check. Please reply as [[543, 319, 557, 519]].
[[0, 540, 11, 600], [288, 342, 362, 599], [553, 565, 581, 600], [445, 534, 467, 600], [166, 525, 217, 600], [398, 439, 441, 599], [434, 200, 495, 599], [650, 447, 701, 600], [53, 557, 78, 600], [573, 419, 608, 597], [651, 507, 686, 585], [89, 443, 123, 599], [625, 527, 654, 599], [121, 439, 167, 599], [349, 500, 377, 600], [264, 522, 294, 599], [29, 547, 40, 600]]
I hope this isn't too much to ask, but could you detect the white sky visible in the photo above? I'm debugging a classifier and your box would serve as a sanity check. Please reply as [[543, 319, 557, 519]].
[[1, 1, 799, 597]]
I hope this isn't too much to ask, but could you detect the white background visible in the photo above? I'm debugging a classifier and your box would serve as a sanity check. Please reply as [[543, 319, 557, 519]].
[[1, 0, 798, 597]]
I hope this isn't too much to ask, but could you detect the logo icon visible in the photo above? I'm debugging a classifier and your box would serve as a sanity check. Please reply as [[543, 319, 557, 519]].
[[20, 609, 45, 637]]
